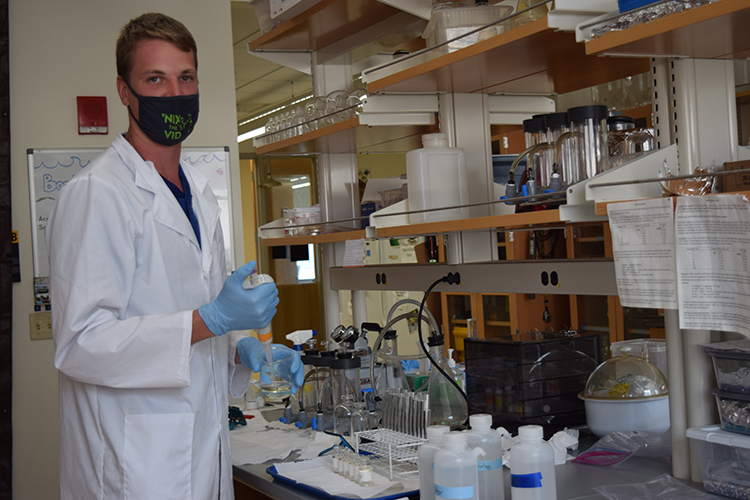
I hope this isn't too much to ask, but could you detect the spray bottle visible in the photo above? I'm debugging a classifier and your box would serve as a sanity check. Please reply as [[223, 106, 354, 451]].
[[242, 272, 277, 387]]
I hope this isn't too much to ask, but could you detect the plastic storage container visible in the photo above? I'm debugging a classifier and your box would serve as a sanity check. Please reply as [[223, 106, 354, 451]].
[[466, 414, 505, 500], [687, 425, 750, 499], [509, 425, 556, 500], [464, 334, 601, 437], [579, 347, 670, 437], [419, 425, 451, 500], [423, 5, 513, 54], [713, 390, 750, 435], [434, 431, 480, 500], [406, 133, 469, 224], [702, 340, 750, 395]]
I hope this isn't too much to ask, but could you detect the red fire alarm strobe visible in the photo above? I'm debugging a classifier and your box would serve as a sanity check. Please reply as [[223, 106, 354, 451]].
[[77, 96, 108, 135]]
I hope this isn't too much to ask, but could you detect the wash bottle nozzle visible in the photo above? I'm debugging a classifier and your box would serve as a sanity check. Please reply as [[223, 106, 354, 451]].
[[286, 330, 316, 351]]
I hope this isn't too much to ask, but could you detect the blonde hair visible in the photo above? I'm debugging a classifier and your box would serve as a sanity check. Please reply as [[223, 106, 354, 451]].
[[116, 13, 197, 84]]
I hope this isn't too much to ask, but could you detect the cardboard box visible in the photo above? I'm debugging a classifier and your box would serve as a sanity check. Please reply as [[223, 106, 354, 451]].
[[720, 160, 750, 192]]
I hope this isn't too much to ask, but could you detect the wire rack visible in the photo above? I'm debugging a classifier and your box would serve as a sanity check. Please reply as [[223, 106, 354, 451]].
[[354, 428, 425, 481]]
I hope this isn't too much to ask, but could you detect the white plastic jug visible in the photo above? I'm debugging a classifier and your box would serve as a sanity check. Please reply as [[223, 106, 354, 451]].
[[467, 414, 504, 500], [509, 425, 556, 500], [406, 133, 469, 224], [434, 431, 482, 500], [419, 425, 450, 500]]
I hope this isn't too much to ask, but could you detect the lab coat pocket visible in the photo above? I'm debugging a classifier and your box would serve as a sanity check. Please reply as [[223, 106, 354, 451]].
[[123, 412, 194, 500]]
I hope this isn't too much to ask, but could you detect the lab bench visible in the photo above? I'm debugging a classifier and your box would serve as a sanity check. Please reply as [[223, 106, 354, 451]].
[[231, 431, 683, 500]]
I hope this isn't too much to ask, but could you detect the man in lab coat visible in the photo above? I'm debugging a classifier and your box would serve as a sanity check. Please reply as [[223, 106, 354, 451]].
[[46, 13, 302, 499]]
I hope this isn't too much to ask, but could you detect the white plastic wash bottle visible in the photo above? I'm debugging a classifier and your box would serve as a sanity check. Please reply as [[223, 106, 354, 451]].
[[419, 425, 450, 500], [510, 425, 556, 500], [434, 431, 481, 500], [466, 414, 504, 500], [406, 133, 469, 224]]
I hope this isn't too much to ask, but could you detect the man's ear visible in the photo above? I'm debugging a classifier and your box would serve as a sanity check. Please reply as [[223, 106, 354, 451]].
[[116, 76, 130, 107]]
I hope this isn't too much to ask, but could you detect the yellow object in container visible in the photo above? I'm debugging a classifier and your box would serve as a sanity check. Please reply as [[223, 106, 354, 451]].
[[452, 326, 468, 352]]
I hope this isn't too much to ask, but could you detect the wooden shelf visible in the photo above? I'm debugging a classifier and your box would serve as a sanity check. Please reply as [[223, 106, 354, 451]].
[[260, 229, 366, 247], [586, 0, 750, 59], [365, 18, 649, 96], [375, 209, 564, 239], [256, 117, 438, 155], [248, 0, 426, 64]]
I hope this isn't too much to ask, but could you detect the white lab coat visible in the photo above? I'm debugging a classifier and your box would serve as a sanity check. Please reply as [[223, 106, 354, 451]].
[[47, 134, 252, 500]]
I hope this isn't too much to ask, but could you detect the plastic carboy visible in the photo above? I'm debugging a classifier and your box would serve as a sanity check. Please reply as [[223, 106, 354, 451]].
[[434, 431, 480, 500], [406, 133, 469, 224], [427, 333, 468, 427], [419, 425, 450, 500], [509, 425, 556, 500], [467, 414, 504, 500]]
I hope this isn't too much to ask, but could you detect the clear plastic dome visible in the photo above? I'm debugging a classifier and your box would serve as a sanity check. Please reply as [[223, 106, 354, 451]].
[[581, 347, 668, 400]]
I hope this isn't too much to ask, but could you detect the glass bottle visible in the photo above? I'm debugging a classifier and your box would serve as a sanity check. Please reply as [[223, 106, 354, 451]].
[[513, 0, 549, 28], [333, 394, 355, 436], [427, 333, 468, 427]]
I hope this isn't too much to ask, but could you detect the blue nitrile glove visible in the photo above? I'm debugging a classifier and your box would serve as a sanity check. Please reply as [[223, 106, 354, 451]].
[[400, 359, 420, 372], [237, 337, 305, 394], [198, 261, 279, 336]]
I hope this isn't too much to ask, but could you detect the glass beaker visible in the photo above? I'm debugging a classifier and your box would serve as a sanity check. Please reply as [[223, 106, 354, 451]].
[[567, 105, 609, 180], [259, 345, 296, 403]]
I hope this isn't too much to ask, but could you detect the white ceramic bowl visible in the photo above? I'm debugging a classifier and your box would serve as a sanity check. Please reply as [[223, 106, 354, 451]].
[[579, 394, 670, 437]]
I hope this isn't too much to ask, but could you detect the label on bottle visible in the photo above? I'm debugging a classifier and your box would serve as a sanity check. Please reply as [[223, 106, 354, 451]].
[[511, 472, 543, 488], [435, 484, 474, 499], [477, 458, 502, 471]]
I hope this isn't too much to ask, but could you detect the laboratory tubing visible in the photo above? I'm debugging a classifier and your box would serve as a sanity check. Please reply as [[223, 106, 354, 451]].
[[419, 425, 450, 500], [375, 330, 411, 395], [434, 431, 480, 500], [467, 414, 505, 500], [406, 133, 469, 224], [427, 333, 468, 427], [510, 425, 556, 500]]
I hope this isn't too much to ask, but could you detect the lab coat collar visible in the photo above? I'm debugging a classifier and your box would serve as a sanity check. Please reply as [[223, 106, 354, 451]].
[[111, 134, 219, 258]]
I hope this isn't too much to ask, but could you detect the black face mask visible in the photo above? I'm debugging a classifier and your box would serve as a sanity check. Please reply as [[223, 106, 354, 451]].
[[126, 83, 200, 146]]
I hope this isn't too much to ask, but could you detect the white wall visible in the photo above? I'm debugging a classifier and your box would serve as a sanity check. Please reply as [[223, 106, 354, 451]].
[[9, 1, 243, 498]]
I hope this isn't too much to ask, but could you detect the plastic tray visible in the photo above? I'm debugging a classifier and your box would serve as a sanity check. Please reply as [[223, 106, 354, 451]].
[[266, 461, 418, 500]]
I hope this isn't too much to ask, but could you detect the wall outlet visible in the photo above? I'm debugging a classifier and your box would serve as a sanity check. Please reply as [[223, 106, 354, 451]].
[[29, 312, 52, 340]]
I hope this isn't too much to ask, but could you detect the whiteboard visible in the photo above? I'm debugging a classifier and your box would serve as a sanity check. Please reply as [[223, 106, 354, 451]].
[[27, 146, 234, 278]]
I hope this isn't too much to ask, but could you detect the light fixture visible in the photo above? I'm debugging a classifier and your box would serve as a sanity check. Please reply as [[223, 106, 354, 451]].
[[291, 182, 311, 190], [237, 126, 266, 143]]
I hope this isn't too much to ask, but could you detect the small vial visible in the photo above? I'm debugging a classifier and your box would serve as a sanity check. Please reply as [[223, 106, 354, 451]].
[[359, 465, 374, 487], [331, 445, 340, 474], [349, 456, 358, 481]]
